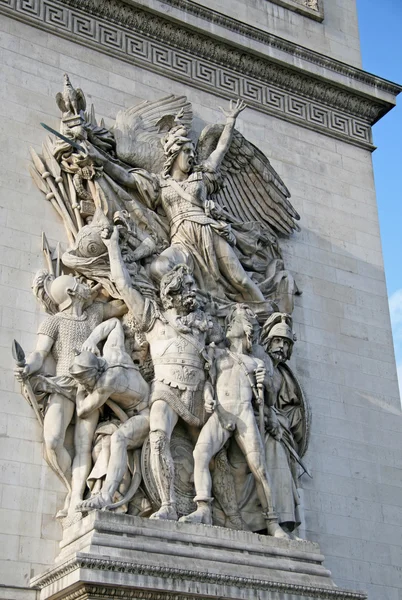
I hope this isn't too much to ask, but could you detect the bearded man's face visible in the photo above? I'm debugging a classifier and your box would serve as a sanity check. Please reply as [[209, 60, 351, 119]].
[[268, 336, 290, 364], [169, 273, 198, 313]]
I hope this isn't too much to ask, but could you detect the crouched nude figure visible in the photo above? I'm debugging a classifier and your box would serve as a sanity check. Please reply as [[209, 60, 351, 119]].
[[70, 317, 150, 511]]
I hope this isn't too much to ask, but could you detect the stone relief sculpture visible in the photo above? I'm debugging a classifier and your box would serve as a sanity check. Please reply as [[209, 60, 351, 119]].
[[14, 74, 310, 535], [180, 304, 288, 539]]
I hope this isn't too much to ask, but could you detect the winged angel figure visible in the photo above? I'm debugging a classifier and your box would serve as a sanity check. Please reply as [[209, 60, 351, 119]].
[[99, 97, 300, 309], [31, 81, 300, 314]]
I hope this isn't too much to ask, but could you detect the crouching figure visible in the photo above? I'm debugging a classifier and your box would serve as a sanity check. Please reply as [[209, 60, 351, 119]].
[[70, 317, 150, 511]]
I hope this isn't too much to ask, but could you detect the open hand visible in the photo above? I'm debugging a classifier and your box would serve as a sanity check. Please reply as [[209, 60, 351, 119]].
[[219, 99, 247, 120], [81, 342, 100, 356]]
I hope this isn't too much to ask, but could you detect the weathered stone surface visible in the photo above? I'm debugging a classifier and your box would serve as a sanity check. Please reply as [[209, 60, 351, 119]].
[[0, 2, 401, 599], [31, 511, 367, 600]]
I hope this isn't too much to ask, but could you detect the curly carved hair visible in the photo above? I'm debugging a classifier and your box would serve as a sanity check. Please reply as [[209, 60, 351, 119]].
[[32, 269, 57, 315], [159, 264, 194, 309], [225, 303, 260, 353]]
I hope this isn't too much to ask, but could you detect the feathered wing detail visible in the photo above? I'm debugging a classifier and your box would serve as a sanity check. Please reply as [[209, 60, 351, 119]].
[[196, 125, 300, 236], [76, 88, 86, 113], [55, 92, 67, 114], [114, 95, 193, 173]]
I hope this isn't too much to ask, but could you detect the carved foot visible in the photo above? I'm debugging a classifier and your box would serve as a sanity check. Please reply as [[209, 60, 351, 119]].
[[149, 503, 178, 521], [56, 491, 71, 520], [179, 502, 212, 525], [62, 511, 83, 529], [76, 493, 112, 513], [266, 520, 290, 539]]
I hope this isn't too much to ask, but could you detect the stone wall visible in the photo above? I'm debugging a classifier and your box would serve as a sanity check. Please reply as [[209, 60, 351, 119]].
[[0, 3, 401, 599], [188, 0, 361, 66]]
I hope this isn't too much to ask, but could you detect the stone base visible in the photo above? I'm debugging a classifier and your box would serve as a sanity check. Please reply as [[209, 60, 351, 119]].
[[31, 512, 367, 600]]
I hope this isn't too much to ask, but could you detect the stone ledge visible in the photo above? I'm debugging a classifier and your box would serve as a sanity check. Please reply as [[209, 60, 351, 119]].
[[31, 512, 367, 600], [0, 586, 38, 600]]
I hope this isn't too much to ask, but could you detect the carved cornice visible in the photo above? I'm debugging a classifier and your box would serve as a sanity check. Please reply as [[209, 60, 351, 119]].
[[0, 0, 400, 149], [145, 0, 396, 94], [33, 555, 367, 599]]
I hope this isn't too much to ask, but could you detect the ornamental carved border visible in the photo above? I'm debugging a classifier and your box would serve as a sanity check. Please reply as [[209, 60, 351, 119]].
[[0, 0, 392, 148], [151, 0, 398, 95], [34, 555, 367, 600]]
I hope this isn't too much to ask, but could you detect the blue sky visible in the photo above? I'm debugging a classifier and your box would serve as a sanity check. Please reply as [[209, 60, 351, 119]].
[[356, 0, 402, 395]]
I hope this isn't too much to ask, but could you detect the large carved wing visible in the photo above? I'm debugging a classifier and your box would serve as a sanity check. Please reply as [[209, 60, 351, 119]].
[[196, 125, 300, 236], [114, 95, 193, 173]]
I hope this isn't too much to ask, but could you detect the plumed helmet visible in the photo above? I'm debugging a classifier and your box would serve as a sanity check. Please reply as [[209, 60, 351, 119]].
[[49, 275, 78, 312], [32, 269, 57, 315], [161, 124, 191, 156], [260, 313, 296, 348], [69, 350, 101, 380]]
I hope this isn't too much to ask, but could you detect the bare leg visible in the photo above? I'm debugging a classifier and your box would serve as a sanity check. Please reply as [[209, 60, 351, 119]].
[[149, 400, 179, 520], [213, 234, 265, 302], [43, 393, 75, 490], [69, 410, 99, 516], [235, 415, 289, 539], [77, 414, 150, 511], [180, 413, 230, 525]]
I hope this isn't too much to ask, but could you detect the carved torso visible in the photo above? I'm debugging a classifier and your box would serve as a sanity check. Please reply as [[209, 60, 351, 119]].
[[138, 300, 207, 391], [215, 349, 264, 410], [38, 303, 104, 377], [159, 173, 217, 237]]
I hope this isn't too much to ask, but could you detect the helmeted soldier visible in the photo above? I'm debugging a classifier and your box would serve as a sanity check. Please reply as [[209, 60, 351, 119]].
[[14, 273, 125, 521]]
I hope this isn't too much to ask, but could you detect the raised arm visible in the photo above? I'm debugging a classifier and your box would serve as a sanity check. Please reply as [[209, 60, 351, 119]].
[[206, 99, 246, 171], [83, 143, 139, 189], [102, 226, 146, 319], [81, 318, 120, 355]]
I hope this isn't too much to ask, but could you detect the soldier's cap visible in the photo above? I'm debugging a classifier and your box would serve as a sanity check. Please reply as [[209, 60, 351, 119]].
[[261, 313, 296, 346], [69, 350, 104, 379]]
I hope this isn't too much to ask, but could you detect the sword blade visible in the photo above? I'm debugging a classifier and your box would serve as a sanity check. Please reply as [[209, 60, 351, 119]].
[[40, 122, 85, 153]]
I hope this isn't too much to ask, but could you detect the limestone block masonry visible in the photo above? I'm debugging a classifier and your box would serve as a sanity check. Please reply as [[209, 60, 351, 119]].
[[0, 1, 401, 600]]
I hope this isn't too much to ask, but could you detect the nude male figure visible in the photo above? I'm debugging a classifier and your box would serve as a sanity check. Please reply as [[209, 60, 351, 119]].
[[68, 317, 150, 511], [180, 304, 288, 538]]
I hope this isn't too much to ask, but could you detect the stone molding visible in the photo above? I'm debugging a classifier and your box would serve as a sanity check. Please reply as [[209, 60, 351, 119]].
[[33, 554, 367, 599], [265, 0, 324, 21], [135, 0, 396, 95], [0, 0, 400, 149]]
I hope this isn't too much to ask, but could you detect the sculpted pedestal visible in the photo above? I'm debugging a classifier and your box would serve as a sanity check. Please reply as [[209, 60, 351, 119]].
[[31, 512, 366, 600]]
